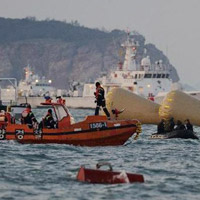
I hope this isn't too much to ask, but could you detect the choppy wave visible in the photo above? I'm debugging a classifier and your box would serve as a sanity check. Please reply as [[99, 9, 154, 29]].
[[0, 109, 200, 200]]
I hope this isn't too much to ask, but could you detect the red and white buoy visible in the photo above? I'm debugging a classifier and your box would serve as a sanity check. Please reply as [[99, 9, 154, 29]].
[[76, 162, 144, 184]]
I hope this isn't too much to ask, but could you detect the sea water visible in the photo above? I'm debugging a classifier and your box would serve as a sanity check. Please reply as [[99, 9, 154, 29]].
[[0, 108, 199, 200]]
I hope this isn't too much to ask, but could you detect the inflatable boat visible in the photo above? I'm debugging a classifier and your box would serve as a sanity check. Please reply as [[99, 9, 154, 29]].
[[77, 162, 144, 184], [150, 129, 199, 139], [1, 102, 141, 146]]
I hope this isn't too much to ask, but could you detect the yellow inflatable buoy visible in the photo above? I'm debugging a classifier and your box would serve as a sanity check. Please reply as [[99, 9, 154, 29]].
[[159, 90, 200, 126], [105, 88, 160, 124]]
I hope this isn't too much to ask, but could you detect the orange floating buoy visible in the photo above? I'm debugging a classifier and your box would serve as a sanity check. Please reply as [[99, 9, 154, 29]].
[[76, 162, 144, 184]]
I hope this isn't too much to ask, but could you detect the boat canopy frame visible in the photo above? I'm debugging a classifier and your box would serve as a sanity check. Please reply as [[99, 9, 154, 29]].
[[41, 102, 69, 122]]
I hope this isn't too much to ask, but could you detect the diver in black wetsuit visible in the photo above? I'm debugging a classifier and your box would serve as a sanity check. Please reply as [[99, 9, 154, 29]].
[[169, 117, 175, 131], [185, 119, 193, 132], [157, 119, 165, 134], [175, 120, 186, 130], [164, 117, 175, 132]]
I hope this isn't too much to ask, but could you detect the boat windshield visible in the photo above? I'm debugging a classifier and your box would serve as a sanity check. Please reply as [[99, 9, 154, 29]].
[[54, 105, 68, 121]]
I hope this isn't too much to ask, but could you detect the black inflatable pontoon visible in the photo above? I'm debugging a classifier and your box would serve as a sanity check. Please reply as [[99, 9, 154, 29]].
[[150, 130, 199, 140]]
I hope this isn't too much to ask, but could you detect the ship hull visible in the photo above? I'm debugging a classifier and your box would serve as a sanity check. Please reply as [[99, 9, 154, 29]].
[[3, 117, 140, 146]]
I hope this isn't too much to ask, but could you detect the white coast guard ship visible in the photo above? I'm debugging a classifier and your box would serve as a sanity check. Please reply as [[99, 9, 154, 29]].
[[82, 33, 173, 100], [18, 65, 56, 97]]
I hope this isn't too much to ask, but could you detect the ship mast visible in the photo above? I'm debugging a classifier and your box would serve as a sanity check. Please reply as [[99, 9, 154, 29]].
[[121, 32, 138, 71], [24, 64, 33, 84]]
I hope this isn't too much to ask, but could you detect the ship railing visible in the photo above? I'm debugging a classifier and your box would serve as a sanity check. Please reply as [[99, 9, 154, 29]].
[[119, 64, 170, 72], [138, 64, 170, 71]]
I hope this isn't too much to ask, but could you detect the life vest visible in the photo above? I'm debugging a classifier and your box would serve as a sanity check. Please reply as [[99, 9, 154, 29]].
[[45, 99, 52, 103], [148, 96, 154, 101], [22, 109, 30, 118], [5, 112, 11, 123], [148, 93, 154, 101], [57, 98, 65, 104], [95, 88, 99, 99], [0, 112, 6, 122], [112, 108, 124, 119], [113, 109, 120, 118], [95, 86, 105, 100]]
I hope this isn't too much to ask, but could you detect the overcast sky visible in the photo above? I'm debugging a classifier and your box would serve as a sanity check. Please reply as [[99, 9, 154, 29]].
[[0, 0, 199, 87]]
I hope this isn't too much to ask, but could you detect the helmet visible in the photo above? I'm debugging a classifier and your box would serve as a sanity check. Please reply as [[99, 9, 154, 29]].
[[26, 104, 31, 109], [48, 109, 52, 114], [45, 96, 52, 100], [95, 82, 100, 87]]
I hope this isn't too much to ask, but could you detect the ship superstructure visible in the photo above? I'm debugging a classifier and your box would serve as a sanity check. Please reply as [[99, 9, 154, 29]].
[[83, 33, 172, 98], [18, 65, 56, 97]]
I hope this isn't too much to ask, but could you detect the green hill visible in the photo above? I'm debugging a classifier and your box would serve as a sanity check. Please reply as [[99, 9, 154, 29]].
[[0, 17, 179, 88]]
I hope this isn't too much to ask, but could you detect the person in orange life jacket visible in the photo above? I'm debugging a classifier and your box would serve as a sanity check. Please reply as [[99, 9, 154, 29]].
[[45, 96, 52, 103], [21, 104, 38, 128], [0, 110, 8, 129], [94, 82, 110, 119], [0, 110, 8, 122], [56, 96, 65, 104], [42, 109, 56, 129]]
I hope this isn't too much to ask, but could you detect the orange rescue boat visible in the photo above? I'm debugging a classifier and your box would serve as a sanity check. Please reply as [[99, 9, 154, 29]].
[[2, 102, 141, 146]]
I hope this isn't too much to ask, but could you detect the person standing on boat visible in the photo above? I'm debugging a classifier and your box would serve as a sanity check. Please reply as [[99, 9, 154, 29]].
[[94, 82, 110, 119], [185, 119, 193, 131], [21, 104, 38, 128], [56, 96, 66, 105]]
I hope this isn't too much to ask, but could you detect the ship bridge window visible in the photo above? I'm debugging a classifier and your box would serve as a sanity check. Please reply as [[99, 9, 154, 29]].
[[135, 74, 138, 79], [157, 74, 162, 78], [162, 74, 165, 78], [144, 74, 152, 78], [166, 74, 169, 78], [36, 83, 49, 87], [153, 74, 157, 78]]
